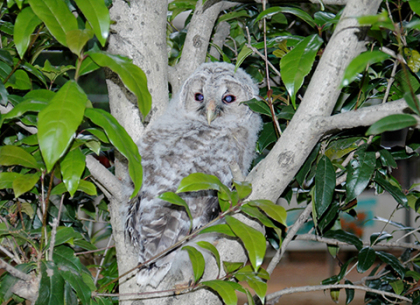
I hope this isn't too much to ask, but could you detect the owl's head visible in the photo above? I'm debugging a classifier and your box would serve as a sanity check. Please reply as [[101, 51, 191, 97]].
[[177, 62, 259, 126]]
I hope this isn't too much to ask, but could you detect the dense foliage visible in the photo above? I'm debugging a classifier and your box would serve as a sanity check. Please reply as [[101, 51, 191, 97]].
[[0, 0, 420, 304]]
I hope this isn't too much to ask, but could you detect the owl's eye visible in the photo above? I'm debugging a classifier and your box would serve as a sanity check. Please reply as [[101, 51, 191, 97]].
[[222, 95, 236, 104], [194, 93, 204, 102]]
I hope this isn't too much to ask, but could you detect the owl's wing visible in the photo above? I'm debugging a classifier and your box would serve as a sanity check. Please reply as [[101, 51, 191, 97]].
[[129, 191, 219, 287]]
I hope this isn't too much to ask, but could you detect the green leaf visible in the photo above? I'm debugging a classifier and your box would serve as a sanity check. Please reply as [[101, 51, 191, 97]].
[[60, 270, 91, 304], [390, 280, 404, 295], [345, 279, 354, 304], [0, 99, 48, 126], [324, 230, 363, 250], [410, 0, 420, 16], [296, 143, 320, 186], [257, 122, 277, 152], [375, 251, 406, 277], [366, 114, 417, 135], [196, 241, 220, 271], [243, 98, 272, 117], [357, 246, 376, 273], [0, 145, 40, 169], [201, 280, 238, 305], [218, 10, 249, 23], [66, 29, 94, 57], [22, 62, 48, 87], [0, 172, 22, 189], [225, 215, 265, 271], [255, 6, 316, 27], [374, 173, 408, 208], [47, 226, 82, 248], [79, 56, 100, 76], [235, 265, 269, 303], [357, 10, 394, 31], [6, 70, 32, 90], [235, 45, 253, 72], [240, 204, 276, 228], [346, 147, 376, 202], [14, 6, 42, 58], [13, 172, 41, 198], [232, 180, 252, 199], [223, 261, 244, 274], [314, 155, 335, 216], [370, 232, 392, 245], [198, 224, 235, 237], [60, 148, 86, 197], [182, 246, 205, 283], [176, 173, 229, 194], [38, 81, 87, 172], [77, 180, 97, 196], [281, 34, 323, 108], [36, 261, 65, 305], [158, 192, 192, 231], [0, 82, 8, 105], [403, 92, 420, 115], [84, 108, 142, 199], [29, 0, 78, 47], [74, 0, 110, 47], [87, 51, 152, 117], [248, 200, 287, 226], [341, 51, 391, 87]]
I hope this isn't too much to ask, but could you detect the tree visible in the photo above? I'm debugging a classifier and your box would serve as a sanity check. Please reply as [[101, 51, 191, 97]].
[[0, 0, 420, 304]]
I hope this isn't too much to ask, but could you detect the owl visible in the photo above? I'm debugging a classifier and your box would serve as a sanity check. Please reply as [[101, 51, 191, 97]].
[[125, 62, 262, 287]]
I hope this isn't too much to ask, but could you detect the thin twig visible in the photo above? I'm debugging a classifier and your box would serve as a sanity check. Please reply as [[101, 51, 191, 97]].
[[266, 284, 412, 303], [0, 245, 19, 264], [76, 245, 115, 256], [94, 234, 114, 285], [48, 194, 65, 261], [266, 202, 313, 275], [396, 227, 420, 243]]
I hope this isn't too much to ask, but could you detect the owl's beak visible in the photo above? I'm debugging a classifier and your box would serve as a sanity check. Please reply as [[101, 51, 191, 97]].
[[206, 100, 217, 125]]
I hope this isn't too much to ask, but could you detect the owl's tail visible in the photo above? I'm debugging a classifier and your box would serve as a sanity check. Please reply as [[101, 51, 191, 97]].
[[137, 252, 176, 288]]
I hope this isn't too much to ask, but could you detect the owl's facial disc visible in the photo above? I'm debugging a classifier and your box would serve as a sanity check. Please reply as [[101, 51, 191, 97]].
[[206, 100, 217, 124]]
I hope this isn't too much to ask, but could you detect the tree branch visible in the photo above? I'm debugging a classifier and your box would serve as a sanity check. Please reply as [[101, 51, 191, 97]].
[[0, 258, 32, 282], [86, 155, 127, 202], [246, 0, 382, 203], [295, 233, 420, 251], [266, 284, 412, 303], [208, 21, 231, 61], [204, 0, 348, 11], [314, 98, 417, 134], [170, 0, 224, 92]]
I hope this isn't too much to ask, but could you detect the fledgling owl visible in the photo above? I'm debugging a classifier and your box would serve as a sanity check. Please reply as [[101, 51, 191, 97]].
[[125, 62, 262, 287]]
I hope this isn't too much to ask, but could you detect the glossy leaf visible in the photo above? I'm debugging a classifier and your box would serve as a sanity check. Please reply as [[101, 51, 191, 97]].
[[357, 246, 376, 273], [370, 232, 392, 245], [0, 172, 22, 189], [51, 180, 97, 196], [74, 0, 110, 46], [280, 34, 323, 108], [341, 51, 391, 87], [346, 147, 376, 202], [87, 51, 152, 117], [233, 180, 252, 200], [248, 200, 287, 225], [196, 241, 220, 271], [243, 98, 271, 117], [324, 230, 363, 250], [314, 155, 335, 216], [6, 70, 32, 90], [240, 204, 277, 228], [79, 56, 100, 76], [410, 0, 420, 16], [225, 215, 266, 271], [255, 6, 316, 27], [198, 224, 235, 237], [60, 148, 86, 197], [403, 91, 420, 115], [257, 122, 277, 152], [66, 29, 94, 57], [177, 173, 229, 194], [182, 246, 205, 283], [0, 145, 40, 169], [158, 192, 192, 231], [296, 143, 320, 186], [84, 108, 142, 199], [14, 6, 42, 58], [13, 172, 41, 198], [38, 81, 87, 172], [0, 100, 48, 126], [201, 280, 238, 305], [223, 261, 244, 274], [374, 173, 408, 207], [345, 279, 354, 304], [376, 251, 406, 277], [36, 261, 65, 305], [390, 280, 404, 295], [235, 45, 253, 72], [235, 265, 269, 303], [366, 114, 417, 135], [29, 0, 78, 47], [357, 10, 394, 31]]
